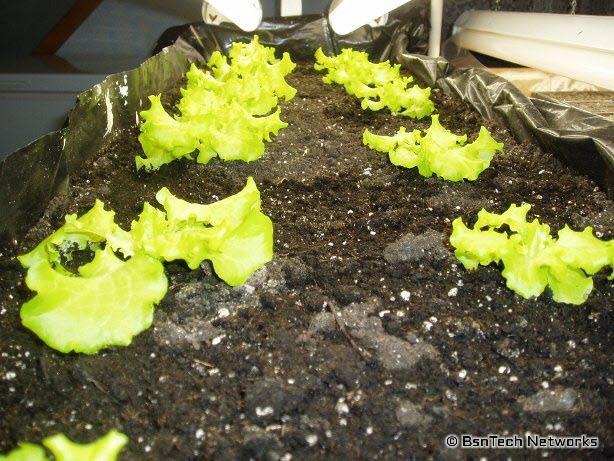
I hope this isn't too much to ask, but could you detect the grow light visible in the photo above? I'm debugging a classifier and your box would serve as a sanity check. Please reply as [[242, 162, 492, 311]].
[[328, 0, 443, 57], [452, 11, 614, 90], [203, 0, 263, 32]]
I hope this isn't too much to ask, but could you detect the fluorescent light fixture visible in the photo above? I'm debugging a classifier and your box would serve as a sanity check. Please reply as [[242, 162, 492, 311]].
[[452, 11, 614, 90], [328, 0, 409, 36], [204, 0, 262, 32]]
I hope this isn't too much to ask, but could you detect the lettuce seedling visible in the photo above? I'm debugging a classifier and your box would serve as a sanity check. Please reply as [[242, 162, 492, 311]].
[[137, 36, 295, 171], [43, 430, 128, 461], [205, 35, 296, 115], [364, 115, 503, 181], [314, 47, 434, 118], [18, 179, 273, 352], [0, 443, 48, 461], [18, 201, 166, 354], [450, 203, 613, 304], [0, 430, 127, 461], [131, 177, 273, 286], [21, 247, 167, 354]]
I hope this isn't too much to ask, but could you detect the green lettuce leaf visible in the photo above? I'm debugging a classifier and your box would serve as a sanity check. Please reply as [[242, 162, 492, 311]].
[[207, 35, 296, 115], [18, 200, 133, 270], [43, 430, 128, 461], [0, 443, 48, 461], [136, 95, 201, 171], [190, 105, 287, 163], [21, 247, 167, 354], [131, 177, 273, 286], [363, 126, 421, 168], [553, 226, 614, 276], [450, 203, 613, 304], [314, 47, 434, 118], [363, 115, 503, 181], [137, 36, 295, 171]]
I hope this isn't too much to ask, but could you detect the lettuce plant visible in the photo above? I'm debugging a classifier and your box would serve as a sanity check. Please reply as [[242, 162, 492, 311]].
[[363, 115, 503, 181], [43, 430, 128, 461], [450, 203, 613, 304], [0, 430, 128, 461], [18, 200, 166, 354], [0, 443, 47, 461], [18, 180, 273, 353], [131, 177, 273, 286], [204, 36, 296, 115], [137, 36, 295, 171], [314, 47, 434, 118]]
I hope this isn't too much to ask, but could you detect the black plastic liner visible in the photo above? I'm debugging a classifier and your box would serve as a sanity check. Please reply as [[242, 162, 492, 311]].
[[1, 8, 612, 249]]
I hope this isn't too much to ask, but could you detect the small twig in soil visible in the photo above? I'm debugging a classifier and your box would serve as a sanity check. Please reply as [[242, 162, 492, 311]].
[[327, 302, 372, 361], [193, 358, 215, 368]]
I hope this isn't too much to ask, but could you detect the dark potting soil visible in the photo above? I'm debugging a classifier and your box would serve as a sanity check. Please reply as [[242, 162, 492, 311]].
[[0, 64, 612, 461]]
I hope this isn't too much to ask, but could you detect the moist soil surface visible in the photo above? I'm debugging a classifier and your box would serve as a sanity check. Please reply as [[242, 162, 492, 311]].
[[0, 64, 613, 460]]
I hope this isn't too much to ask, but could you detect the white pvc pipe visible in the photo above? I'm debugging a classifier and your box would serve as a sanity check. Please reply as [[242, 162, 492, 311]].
[[280, 0, 302, 17], [428, 0, 443, 57], [329, 0, 409, 36], [204, 0, 262, 32], [452, 11, 614, 90]]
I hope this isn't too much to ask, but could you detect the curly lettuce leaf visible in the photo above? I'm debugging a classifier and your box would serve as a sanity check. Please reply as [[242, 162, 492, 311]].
[[43, 430, 128, 461], [205, 208, 273, 286], [0, 443, 48, 461], [21, 247, 167, 354], [192, 105, 287, 163], [131, 177, 273, 286], [136, 95, 202, 171], [553, 226, 614, 276], [450, 203, 613, 304], [207, 35, 296, 114], [363, 115, 503, 181], [363, 126, 421, 169], [137, 36, 295, 171], [130, 202, 212, 270], [449, 218, 510, 271], [18, 200, 133, 270], [314, 47, 434, 118]]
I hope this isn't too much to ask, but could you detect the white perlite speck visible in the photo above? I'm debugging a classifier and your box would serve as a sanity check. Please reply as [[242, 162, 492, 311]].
[[305, 434, 318, 447], [4, 371, 16, 380], [211, 335, 226, 346], [447, 287, 458, 297], [256, 406, 274, 417], [195, 428, 205, 439], [400, 290, 411, 301], [335, 400, 350, 415]]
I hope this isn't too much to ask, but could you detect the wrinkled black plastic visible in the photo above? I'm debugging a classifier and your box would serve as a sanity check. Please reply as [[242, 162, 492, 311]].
[[1, 10, 612, 250], [0, 40, 204, 247], [153, 2, 429, 61]]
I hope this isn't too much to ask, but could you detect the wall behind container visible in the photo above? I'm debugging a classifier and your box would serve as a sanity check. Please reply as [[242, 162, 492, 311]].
[[0, 0, 77, 57], [57, 0, 331, 66]]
